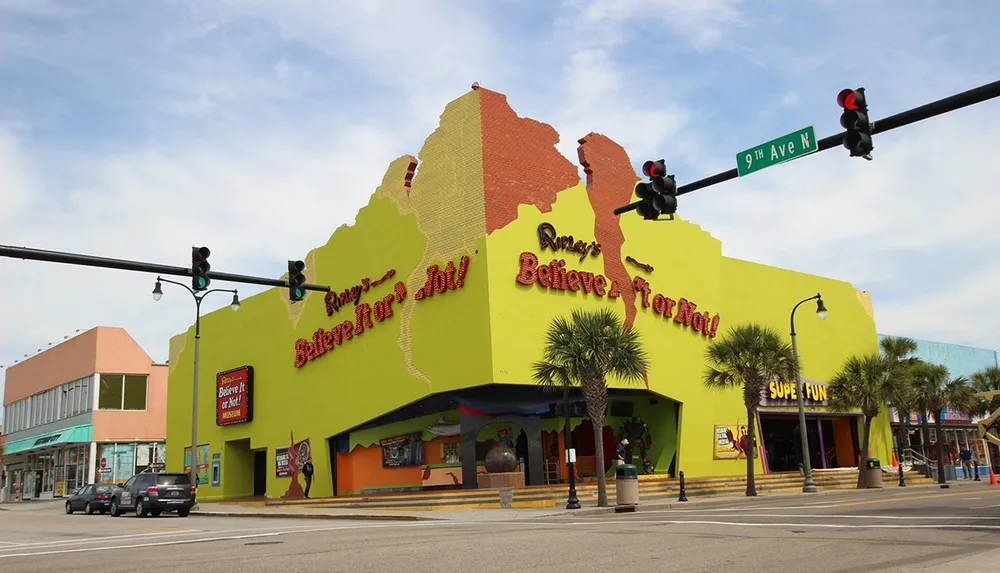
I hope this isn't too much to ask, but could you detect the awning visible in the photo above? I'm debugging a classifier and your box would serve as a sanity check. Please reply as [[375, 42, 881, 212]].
[[3, 424, 92, 455]]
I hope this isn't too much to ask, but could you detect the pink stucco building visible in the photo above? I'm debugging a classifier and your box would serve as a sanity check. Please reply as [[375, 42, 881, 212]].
[[1, 327, 167, 501]]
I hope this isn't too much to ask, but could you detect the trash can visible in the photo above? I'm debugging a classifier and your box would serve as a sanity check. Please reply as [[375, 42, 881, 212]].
[[615, 464, 639, 506], [865, 458, 883, 488]]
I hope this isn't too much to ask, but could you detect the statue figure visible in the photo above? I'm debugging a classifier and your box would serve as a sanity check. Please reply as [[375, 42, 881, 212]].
[[619, 417, 654, 474]]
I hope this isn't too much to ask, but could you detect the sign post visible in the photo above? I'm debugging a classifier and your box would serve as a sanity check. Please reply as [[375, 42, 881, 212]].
[[736, 126, 819, 177]]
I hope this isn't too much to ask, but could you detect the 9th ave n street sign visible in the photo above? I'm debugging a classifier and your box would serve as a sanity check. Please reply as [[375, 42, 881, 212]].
[[736, 126, 818, 177]]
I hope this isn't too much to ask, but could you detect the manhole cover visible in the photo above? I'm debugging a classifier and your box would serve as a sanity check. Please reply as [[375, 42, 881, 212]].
[[245, 541, 284, 546]]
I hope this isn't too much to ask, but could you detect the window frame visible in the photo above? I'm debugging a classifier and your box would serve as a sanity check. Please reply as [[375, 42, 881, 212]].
[[96, 374, 148, 411]]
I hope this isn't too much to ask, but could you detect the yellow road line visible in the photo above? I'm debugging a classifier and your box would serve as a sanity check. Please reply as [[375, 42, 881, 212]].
[[0, 518, 189, 531], [824, 490, 1000, 508]]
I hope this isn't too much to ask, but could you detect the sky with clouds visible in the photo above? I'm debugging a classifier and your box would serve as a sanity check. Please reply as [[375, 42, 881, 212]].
[[2, 1, 1000, 414]]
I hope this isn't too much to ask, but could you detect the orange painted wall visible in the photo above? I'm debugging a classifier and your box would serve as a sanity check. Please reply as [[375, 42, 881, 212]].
[[91, 363, 168, 442], [336, 435, 465, 494], [3, 329, 99, 403], [336, 445, 422, 494], [832, 418, 857, 467], [93, 328, 162, 379], [423, 436, 461, 464], [3, 326, 167, 443]]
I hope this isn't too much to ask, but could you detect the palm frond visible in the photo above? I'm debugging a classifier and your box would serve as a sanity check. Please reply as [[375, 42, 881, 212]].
[[828, 352, 896, 417], [530, 308, 648, 390], [879, 336, 918, 363], [702, 322, 796, 408], [970, 366, 1000, 417]]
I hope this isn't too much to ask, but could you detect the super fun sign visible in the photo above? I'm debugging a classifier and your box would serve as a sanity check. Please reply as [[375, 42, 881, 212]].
[[761, 379, 830, 406], [216, 365, 254, 426]]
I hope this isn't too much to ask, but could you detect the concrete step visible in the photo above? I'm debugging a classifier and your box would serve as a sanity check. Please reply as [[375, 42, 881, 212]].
[[265, 469, 933, 510]]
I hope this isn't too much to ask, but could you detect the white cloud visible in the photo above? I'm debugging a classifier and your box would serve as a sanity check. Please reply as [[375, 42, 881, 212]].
[[874, 264, 1000, 351], [549, 48, 691, 167], [0, 121, 399, 375], [0, 128, 37, 227], [563, 0, 745, 50], [695, 105, 1000, 272]]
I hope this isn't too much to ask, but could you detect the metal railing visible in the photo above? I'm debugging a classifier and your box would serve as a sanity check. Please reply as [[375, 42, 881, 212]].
[[903, 448, 928, 471]]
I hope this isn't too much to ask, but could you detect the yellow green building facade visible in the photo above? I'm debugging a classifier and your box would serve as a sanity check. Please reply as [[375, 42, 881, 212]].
[[165, 87, 893, 500]]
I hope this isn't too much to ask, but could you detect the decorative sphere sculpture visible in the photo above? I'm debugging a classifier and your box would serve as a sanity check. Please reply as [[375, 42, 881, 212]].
[[485, 446, 518, 473]]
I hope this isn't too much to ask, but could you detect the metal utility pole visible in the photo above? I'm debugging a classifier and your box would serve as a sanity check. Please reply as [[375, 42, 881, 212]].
[[614, 79, 1000, 215], [0, 245, 331, 293]]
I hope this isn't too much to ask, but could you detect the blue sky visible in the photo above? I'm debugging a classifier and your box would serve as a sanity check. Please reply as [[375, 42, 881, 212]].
[[2, 1, 1000, 414]]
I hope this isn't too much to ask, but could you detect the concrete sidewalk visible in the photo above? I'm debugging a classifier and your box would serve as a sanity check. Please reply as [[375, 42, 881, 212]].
[[192, 478, 995, 522]]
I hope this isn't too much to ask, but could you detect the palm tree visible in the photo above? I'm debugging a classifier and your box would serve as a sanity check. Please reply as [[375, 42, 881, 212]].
[[828, 353, 907, 488], [911, 363, 977, 485], [703, 323, 796, 496], [970, 366, 1000, 419], [878, 336, 921, 460], [532, 308, 648, 507]]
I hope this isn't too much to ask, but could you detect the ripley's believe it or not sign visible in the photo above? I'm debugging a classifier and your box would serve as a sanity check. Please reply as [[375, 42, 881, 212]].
[[216, 365, 254, 426], [293, 256, 471, 368], [517, 222, 721, 337]]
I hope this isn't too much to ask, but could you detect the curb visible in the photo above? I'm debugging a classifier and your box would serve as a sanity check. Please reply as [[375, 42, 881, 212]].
[[191, 510, 440, 522], [544, 479, 984, 517]]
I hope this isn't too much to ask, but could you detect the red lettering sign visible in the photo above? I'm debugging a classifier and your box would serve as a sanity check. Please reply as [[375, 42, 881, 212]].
[[537, 222, 601, 262], [324, 269, 396, 316], [516, 251, 721, 338], [294, 255, 473, 369], [216, 365, 254, 426]]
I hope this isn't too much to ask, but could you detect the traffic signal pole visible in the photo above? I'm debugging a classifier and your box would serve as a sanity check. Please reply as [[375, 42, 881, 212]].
[[613, 79, 1000, 215], [0, 244, 331, 293]]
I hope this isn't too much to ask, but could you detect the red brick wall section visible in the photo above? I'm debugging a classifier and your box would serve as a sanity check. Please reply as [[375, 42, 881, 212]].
[[577, 133, 638, 330], [403, 155, 418, 195], [479, 89, 580, 235]]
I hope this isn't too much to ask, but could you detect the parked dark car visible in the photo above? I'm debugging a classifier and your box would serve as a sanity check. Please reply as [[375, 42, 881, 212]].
[[65, 483, 118, 514], [109, 472, 196, 517]]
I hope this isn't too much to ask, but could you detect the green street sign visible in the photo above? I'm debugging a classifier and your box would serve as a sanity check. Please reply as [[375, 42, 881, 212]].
[[736, 126, 818, 177]]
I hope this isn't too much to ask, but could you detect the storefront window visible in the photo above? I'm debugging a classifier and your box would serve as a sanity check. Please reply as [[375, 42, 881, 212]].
[[94, 443, 161, 484], [135, 444, 153, 474]]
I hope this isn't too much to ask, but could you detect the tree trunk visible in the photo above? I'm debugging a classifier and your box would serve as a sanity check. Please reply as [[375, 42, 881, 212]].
[[857, 414, 873, 489], [591, 418, 607, 506], [934, 414, 947, 485], [897, 424, 908, 472], [920, 410, 931, 463], [581, 375, 609, 507], [745, 405, 757, 497]]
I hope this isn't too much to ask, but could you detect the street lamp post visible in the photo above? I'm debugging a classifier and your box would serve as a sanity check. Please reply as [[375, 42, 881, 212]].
[[152, 277, 240, 488], [563, 386, 581, 509], [790, 292, 827, 494]]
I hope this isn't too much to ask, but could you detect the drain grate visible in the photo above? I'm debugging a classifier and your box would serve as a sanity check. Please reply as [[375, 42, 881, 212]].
[[245, 541, 284, 546]]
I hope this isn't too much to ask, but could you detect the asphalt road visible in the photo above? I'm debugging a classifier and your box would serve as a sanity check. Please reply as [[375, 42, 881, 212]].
[[1, 484, 998, 572]]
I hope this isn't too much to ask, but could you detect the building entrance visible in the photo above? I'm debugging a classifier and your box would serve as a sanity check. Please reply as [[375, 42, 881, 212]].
[[253, 450, 267, 496], [760, 414, 860, 473]]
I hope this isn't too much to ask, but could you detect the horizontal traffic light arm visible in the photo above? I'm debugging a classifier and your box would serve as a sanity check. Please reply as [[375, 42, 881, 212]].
[[613, 79, 1000, 215], [0, 245, 331, 292]]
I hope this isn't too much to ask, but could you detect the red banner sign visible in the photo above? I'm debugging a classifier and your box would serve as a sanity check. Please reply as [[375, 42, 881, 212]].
[[216, 365, 254, 426]]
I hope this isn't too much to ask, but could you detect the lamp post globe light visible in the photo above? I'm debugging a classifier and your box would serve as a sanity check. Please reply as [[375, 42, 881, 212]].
[[152, 276, 239, 488], [790, 293, 827, 494]]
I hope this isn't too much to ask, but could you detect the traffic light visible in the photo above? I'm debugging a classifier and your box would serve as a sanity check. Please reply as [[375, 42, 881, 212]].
[[634, 159, 678, 220], [837, 87, 873, 158], [288, 260, 306, 302], [191, 246, 211, 291]]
